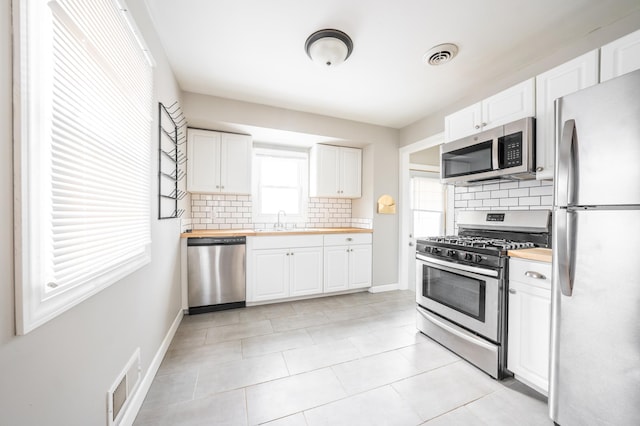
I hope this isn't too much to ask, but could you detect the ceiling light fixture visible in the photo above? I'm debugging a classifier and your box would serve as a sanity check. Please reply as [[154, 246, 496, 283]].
[[423, 43, 459, 66], [305, 29, 353, 67]]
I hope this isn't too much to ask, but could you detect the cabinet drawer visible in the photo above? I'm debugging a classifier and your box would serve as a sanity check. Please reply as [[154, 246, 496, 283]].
[[252, 235, 323, 250], [324, 233, 372, 246], [509, 259, 551, 289]]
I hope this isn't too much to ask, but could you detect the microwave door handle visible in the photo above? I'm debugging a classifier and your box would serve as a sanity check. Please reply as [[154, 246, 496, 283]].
[[492, 137, 499, 170]]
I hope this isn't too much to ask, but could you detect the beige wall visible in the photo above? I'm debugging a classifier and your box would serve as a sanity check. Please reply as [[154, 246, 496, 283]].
[[399, 10, 640, 146], [183, 92, 402, 286], [0, 1, 185, 424]]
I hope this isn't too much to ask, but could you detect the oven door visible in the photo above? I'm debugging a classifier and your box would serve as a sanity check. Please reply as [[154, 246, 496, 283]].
[[415, 254, 501, 342]]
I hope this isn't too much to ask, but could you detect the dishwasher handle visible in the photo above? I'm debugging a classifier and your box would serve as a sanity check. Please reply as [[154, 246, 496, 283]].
[[187, 237, 246, 246]]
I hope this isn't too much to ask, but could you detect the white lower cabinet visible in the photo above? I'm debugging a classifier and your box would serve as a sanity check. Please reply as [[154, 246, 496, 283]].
[[507, 258, 552, 395], [247, 233, 372, 303], [323, 233, 372, 293], [248, 235, 323, 303]]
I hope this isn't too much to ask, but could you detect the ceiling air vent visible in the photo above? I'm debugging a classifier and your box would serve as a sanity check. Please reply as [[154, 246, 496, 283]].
[[423, 43, 459, 66]]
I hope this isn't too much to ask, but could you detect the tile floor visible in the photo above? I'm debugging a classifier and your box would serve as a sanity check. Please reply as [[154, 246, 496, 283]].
[[134, 290, 552, 426]]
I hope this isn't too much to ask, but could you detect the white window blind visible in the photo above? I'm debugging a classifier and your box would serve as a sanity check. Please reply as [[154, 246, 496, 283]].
[[14, 0, 153, 334], [411, 174, 445, 237]]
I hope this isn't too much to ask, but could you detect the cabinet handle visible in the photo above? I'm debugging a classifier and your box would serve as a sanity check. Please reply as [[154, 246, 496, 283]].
[[525, 271, 546, 280], [509, 288, 517, 294], [286, 253, 290, 256], [346, 237, 353, 242], [536, 166, 544, 172], [474, 124, 481, 130], [481, 122, 487, 127]]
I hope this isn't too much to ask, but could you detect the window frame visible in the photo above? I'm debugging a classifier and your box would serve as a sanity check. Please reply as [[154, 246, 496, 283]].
[[252, 147, 309, 226], [13, 0, 154, 335]]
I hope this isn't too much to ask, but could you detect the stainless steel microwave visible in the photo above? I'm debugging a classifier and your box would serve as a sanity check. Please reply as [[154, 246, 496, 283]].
[[440, 117, 535, 185]]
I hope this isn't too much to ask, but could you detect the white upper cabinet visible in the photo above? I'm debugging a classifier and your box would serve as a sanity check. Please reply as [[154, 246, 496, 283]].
[[601, 29, 640, 82], [535, 50, 599, 180], [187, 128, 252, 194], [310, 144, 362, 198], [444, 79, 535, 142]]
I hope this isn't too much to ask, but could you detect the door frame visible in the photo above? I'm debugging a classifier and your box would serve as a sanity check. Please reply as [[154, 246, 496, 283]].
[[398, 132, 454, 290]]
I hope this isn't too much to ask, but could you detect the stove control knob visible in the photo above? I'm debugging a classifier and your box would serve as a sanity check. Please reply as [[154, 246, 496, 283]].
[[464, 253, 473, 261], [432, 248, 441, 255], [447, 249, 457, 257], [474, 254, 483, 263]]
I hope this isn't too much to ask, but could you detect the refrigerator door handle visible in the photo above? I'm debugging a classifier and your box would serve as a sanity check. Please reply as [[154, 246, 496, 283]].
[[556, 118, 576, 207], [556, 208, 576, 296]]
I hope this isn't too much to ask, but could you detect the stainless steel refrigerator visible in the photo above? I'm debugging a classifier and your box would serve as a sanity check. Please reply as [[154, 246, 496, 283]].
[[550, 68, 640, 425]]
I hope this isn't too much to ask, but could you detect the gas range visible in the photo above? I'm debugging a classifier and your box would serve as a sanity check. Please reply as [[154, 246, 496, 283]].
[[416, 210, 551, 269], [415, 209, 552, 379]]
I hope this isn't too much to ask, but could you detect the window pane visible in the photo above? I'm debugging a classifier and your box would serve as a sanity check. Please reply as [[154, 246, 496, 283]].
[[261, 156, 299, 187], [261, 187, 300, 214], [414, 211, 444, 237], [411, 176, 443, 211]]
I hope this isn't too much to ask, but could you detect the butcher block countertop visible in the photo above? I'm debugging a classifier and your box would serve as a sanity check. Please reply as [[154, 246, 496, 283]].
[[181, 227, 373, 238], [508, 248, 552, 263]]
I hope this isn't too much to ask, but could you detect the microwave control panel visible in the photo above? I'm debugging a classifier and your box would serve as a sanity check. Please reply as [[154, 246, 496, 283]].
[[499, 132, 523, 167]]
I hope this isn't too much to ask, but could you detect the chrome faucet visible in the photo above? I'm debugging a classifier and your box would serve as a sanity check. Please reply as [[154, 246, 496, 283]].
[[276, 210, 286, 229]]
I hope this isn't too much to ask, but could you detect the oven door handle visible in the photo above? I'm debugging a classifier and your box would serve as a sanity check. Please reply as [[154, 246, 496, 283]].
[[416, 254, 499, 278], [417, 307, 497, 352]]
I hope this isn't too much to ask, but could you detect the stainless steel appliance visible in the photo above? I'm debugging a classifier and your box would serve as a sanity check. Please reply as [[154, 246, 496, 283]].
[[550, 69, 640, 425], [187, 237, 246, 314], [441, 117, 535, 185], [416, 210, 551, 379]]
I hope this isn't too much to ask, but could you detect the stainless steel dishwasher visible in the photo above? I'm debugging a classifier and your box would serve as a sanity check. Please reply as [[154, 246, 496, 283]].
[[187, 237, 246, 314]]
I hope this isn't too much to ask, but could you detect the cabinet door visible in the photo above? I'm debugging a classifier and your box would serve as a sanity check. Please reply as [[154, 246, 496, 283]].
[[290, 247, 323, 297], [339, 147, 362, 198], [482, 78, 535, 130], [310, 145, 340, 197], [444, 103, 482, 142], [252, 249, 289, 301], [349, 244, 372, 289], [187, 129, 221, 193], [535, 50, 599, 180], [601, 29, 640, 82], [323, 245, 349, 292], [220, 133, 252, 194], [507, 279, 551, 395]]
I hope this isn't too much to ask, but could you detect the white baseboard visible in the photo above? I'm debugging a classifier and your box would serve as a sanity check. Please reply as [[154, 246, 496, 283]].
[[368, 283, 400, 293], [120, 309, 183, 426]]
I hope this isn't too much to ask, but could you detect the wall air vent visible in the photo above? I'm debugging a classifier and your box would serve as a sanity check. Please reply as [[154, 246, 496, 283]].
[[423, 43, 459, 66], [107, 348, 141, 425]]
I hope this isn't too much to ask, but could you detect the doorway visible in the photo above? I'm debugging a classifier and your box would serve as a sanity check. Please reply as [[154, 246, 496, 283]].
[[398, 132, 454, 292]]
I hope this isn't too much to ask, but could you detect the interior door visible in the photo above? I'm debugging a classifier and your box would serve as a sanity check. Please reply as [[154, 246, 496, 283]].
[[407, 171, 445, 292]]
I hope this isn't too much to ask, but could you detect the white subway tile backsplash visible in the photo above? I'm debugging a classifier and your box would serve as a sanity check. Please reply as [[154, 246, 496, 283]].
[[519, 196, 541, 206], [529, 185, 553, 196], [499, 181, 519, 190], [188, 194, 354, 230], [508, 188, 529, 197], [490, 190, 509, 198], [454, 179, 553, 222]]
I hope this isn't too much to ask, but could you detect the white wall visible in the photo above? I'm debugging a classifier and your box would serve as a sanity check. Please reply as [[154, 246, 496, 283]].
[[183, 93, 401, 287], [0, 2, 184, 424]]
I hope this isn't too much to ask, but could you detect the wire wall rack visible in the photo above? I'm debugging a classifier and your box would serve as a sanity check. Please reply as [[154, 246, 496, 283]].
[[158, 101, 187, 219]]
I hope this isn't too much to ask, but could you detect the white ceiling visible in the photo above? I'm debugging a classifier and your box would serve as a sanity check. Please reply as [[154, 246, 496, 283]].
[[144, 0, 640, 129]]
